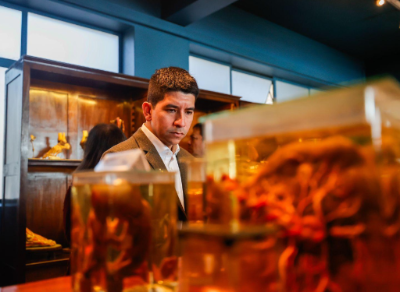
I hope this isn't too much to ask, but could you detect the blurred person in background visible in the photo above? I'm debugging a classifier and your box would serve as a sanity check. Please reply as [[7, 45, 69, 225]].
[[63, 123, 126, 245], [188, 123, 204, 158]]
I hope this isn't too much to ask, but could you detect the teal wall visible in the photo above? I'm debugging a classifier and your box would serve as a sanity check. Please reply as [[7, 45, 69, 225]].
[[2, 0, 366, 86], [72, 0, 365, 85], [185, 7, 364, 85], [134, 25, 190, 78]]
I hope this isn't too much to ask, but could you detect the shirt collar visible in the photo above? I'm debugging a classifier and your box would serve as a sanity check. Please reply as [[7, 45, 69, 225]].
[[141, 124, 180, 157]]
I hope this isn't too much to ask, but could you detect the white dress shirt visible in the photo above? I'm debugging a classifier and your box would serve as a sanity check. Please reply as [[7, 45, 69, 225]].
[[141, 124, 185, 210]]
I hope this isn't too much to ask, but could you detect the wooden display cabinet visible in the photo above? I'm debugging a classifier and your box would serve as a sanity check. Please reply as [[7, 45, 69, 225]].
[[0, 56, 148, 286], [0, 56, 241, 286]]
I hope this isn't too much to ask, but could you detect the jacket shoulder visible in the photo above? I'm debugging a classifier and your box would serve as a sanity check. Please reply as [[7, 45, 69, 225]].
[[101, 136, 139, 158]]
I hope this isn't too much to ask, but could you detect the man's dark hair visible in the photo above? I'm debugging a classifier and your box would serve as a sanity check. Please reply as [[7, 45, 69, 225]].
[[148, 67, 199, 106], [193, 123, 203, 137]]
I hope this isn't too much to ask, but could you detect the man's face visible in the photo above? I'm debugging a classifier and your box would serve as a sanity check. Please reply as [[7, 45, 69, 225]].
[[188, 128, 204, 157], [148, 91, 195, 148]]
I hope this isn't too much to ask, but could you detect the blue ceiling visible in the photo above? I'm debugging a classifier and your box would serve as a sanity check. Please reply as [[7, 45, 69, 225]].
[[234, 0, 400, 60]]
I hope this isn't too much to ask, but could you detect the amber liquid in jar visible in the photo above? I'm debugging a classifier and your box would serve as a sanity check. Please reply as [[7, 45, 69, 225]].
[[205, 124, 400, 292], [187, 181, 205, 224], [71, 181, 177, 292], [178, 227, 281, 292]]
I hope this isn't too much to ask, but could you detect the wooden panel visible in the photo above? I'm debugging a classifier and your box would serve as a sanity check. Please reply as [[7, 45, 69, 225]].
[[1, 67, 25, 287], [195, 97, 237, 113], [2, 177, 20, 282], [132, 96, 147, 134], [76, 95, 131, 157], [30, 79, 136, 160], [28, 159, 81, 168], [239, 100, 257, 108], [28, 89, 68, 159], [30, 79, 137, 100], [25, 259, 69, 283], [26, 173, 70, 248], [26, 54, 150, 89], [67, 90, 79, 160], [28, 79, 137, 160], [2, 276, 71, 292], [198, 89, 241, 104], [5, 75, 23, 165], [28, 166, 76, 174]]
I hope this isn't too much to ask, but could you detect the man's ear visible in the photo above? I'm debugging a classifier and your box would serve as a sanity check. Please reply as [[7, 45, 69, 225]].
[[142, 102, 153, 121]]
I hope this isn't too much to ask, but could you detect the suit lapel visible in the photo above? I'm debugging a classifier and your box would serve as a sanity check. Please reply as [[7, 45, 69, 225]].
[[177, 149, 194, 217], [134, 129, 166, 171], [134, 128, 187, 218], [177, 156, 188, 211]]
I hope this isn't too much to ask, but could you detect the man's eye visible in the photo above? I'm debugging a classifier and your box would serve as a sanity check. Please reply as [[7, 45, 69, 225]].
[[166, 109, 176, 113], [186, 111, 194, 115]]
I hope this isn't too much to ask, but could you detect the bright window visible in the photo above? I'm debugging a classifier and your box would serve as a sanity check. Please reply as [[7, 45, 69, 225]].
[[275, 80, 309, 102], [0, 5, 22, 60], [232, 70, 272, 103], [28, 13, 119, 72], [189, 56, 230, 94], [0, 67, 7, 197]]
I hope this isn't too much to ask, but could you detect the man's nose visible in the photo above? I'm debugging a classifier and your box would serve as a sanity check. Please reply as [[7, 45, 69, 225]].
[[174, 113, 186, 128]]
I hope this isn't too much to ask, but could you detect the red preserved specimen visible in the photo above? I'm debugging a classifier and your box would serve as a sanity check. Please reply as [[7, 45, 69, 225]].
[[72, 182, 151, 292], [207, 136, 400, 292]]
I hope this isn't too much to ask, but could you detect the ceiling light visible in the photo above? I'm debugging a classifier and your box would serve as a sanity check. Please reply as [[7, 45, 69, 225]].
[[376, 0, 385, 6]]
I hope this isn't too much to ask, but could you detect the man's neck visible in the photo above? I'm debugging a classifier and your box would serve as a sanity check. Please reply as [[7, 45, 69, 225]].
[[144, 122, 177, 152]]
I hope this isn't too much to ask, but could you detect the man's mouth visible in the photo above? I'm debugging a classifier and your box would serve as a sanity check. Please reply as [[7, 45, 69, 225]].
[[171, 132, 184, 137]]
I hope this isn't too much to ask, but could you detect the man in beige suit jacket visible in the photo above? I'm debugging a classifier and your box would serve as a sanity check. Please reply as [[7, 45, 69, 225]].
[[103, 67, 199, 222]]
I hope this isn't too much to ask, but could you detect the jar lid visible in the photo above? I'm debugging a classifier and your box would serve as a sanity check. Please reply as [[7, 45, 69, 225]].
[[200, 78, 400, 143]]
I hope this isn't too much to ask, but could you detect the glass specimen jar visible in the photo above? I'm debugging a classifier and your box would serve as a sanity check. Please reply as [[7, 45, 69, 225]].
[[71, 170, 177, 292], [201, 78, 400, 291]]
